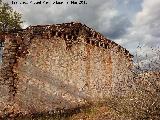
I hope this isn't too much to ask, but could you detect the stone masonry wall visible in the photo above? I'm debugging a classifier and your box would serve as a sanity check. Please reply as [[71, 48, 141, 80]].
[[0, 22, 133, 117], [0, 36, 19, 117]]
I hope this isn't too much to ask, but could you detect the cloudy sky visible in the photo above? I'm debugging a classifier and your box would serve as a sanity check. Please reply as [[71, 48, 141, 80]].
[[5, 0, 160, 63]]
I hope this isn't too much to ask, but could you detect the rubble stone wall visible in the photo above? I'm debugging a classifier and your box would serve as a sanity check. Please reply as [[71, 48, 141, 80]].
[[0, 22, 133, 117]]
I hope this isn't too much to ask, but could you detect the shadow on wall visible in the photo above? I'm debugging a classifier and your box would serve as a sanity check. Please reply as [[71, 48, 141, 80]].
[[15, 63, 93, 113]]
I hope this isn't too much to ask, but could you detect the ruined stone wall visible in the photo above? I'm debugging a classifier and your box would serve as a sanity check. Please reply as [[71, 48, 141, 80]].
[[0, 77, 10, 117], [111, 46, 133, 95], [0, 22, 133, 117], [0, 36, 19, 117], [12, 37, 114, 115]]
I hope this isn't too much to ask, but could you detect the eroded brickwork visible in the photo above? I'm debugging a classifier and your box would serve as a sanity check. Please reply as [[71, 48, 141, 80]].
[[0, 22, 133, 117]]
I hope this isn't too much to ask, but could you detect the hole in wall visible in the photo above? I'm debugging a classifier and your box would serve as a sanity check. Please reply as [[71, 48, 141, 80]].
[[63, 33, 66, 38], [68, 35, 72, 39], [88, 33, 92, 37], [124, 49, 128, 55], [71, 30, 74, 35], [100, 43, 104, 47], [91, 40, 95, 45], [58, 32, 62, 37], [73, 36, 77, 40], [104, 44, 108, 49], [95, 41, 99, 46], [94, 33, 97, 38], [86, 38, 90, 44], [51, 31, 56, 36], [0, 41, 4, 63]]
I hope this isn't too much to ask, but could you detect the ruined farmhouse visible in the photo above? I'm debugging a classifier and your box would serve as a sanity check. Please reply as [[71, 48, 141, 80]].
[[0, 22, 133, 117]]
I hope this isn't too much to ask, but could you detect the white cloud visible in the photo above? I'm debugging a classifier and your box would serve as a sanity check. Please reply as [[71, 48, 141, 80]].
[[5, 0, 131, 39], [115, 0, 160, 58]]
